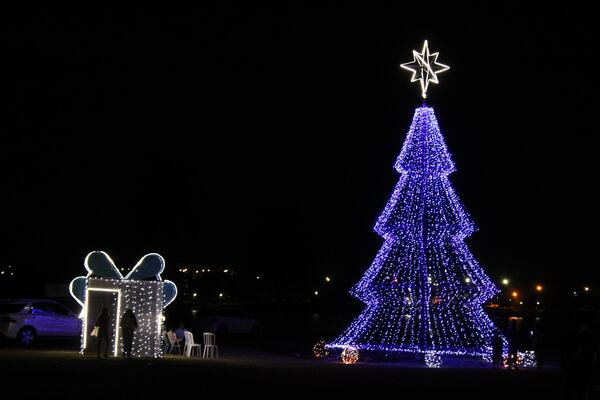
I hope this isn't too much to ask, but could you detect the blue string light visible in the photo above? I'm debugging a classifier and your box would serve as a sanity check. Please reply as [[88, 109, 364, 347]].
[[328, 106, 500, 357]]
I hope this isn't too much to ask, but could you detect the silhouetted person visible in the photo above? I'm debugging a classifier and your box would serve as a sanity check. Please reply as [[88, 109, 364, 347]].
[[562, 321, 598, 400], [175, 323, 189, 345], [95, 307, 110, 359], [531, 321, 545, 370], [120, 309, 138, 358], [492, 332, 504, 369], [506, 319, 519, 370]]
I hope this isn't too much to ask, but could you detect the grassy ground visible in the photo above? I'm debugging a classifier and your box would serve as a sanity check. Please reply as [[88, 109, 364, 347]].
[[0, 342, 567, 399]]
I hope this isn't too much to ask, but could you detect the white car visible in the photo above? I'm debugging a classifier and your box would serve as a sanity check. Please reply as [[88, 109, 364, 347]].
[[0, 299, 81, 345]]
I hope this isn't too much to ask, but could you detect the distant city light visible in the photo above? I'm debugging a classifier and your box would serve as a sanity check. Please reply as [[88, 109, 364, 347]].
[[536, 301, 540, 305], [325, 276, 332, 283], [511, 291, 518, 298], [314, 291, 319, 296], [584, 286, 590, 292], [501, 278, 509, 286], [218, 293, 223, 298], [193, 293, 197, 297], [256, 276, 260, 280], [195, 270, 199, 274], [464, 277, 471, 284], [0, 271, 4, 275], [223, 269, 229, 273], [519, 301, 523, 305], [535, 284, 543, 292]]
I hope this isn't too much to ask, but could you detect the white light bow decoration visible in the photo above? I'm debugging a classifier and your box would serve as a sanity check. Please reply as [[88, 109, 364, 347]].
[[400, 40, 450, 99]]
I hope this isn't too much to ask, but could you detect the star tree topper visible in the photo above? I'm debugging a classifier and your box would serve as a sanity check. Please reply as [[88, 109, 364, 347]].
[[400, 40, 450, 99]]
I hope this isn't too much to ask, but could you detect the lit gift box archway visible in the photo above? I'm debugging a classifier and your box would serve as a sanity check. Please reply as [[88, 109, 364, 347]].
[[70, 251, 177, 358]]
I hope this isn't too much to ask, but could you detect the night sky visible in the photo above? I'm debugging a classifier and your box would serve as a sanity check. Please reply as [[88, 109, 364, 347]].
[[1, 4, 597, 290]]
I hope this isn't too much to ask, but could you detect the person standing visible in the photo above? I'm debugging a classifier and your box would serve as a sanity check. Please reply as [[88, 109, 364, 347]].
[[120, 309, 138, 358], [562, 320, 599, 399], [95, 307, 110, 359], [531, 321, 545, 370], [175, 323, 189, 346], [492, 332, 504, 369], [506, 319, 519, 370]]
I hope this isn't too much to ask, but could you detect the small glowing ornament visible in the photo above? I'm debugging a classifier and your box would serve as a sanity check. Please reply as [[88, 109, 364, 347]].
[[520, 351, 537, 368], [424, 351, 442, 368], [313, 340, 329, 359], [341, 346, 359, 364], [503, 351, 536, 368], [400, 40, 450, 99]]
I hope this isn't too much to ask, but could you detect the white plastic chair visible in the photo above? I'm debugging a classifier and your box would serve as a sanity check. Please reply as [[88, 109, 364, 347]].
[[166, 330, 183, 354], [183, 331, 202, 357], [202, 332, 219, 359]]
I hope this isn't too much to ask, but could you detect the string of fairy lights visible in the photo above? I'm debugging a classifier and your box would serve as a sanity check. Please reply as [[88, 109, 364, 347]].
[[121, 280, 164, 358], [424, 351, 442, 368], [327, 105, 501, 358]]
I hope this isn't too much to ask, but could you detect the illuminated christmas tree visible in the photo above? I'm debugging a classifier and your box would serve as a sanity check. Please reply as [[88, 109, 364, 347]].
[[328, 41, 500, 357]]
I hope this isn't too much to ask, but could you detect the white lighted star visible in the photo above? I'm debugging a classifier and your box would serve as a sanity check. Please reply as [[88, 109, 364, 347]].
[[400, 40, 450, 99]]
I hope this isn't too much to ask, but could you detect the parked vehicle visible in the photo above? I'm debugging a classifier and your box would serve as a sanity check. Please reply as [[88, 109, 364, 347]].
[[195, 308, 261, 335], [0, 299, 81, 345]]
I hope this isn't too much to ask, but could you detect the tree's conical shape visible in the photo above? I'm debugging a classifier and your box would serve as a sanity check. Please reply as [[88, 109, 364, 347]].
[[328, 106, 499, 356]]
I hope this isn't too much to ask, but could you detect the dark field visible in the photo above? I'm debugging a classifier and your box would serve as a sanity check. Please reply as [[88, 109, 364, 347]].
[[0, 341, 565, 399], [1, 306, 587, 399]]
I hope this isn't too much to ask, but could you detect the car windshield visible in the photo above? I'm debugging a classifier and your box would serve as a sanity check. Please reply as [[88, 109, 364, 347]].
[[0, 303, 27, 314]]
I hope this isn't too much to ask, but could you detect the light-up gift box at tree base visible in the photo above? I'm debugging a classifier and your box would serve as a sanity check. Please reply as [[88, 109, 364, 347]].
[[70, 251, 177, 358]]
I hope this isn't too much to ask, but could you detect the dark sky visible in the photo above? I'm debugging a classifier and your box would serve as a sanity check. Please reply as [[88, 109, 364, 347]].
[[1, 4, 597, 289]]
